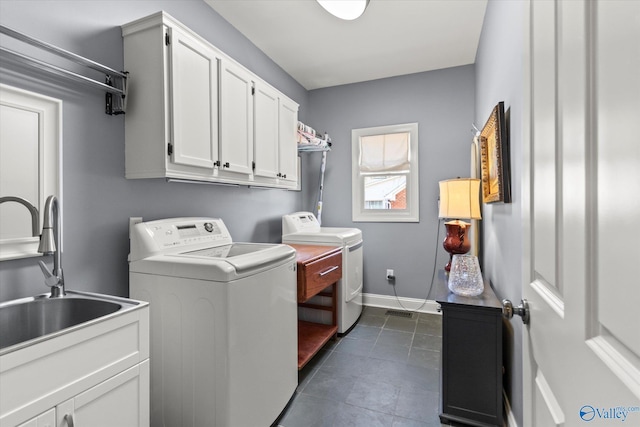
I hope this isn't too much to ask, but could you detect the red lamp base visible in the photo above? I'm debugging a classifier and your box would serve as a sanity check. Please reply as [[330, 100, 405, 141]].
[[443, 220, 471, 271]]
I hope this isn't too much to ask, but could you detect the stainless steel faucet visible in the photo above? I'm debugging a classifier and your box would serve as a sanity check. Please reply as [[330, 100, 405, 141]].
[[0, 196, 40, 237], [37, 195, 65, 297]]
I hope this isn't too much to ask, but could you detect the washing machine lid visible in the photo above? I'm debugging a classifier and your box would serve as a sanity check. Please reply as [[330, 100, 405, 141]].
[[282, 212, 362, 246], [282, 227, 362, 246], [130, 242, 295, 281]]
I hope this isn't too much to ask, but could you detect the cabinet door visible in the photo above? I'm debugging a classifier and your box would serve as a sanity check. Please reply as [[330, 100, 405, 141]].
[[56, 361, 149, 427], [220, 58, 254, 175], [168, 26, 219, 171], [253, 81, 279, 179], [278, 97, 299, 184]]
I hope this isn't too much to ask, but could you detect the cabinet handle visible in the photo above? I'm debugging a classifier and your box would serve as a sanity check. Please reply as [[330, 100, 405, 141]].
[[64, 414, 75, 427], [282, 174, 287, 179], [319, 265, 339, 277], [223, 162, 230, 168]]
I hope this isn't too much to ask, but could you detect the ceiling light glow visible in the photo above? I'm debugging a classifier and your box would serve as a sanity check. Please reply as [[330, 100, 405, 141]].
[[317, 0, 370, 21]]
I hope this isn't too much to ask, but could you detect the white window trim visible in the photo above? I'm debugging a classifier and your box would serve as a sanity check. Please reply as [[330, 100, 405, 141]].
[[351, 123, 419, 222]]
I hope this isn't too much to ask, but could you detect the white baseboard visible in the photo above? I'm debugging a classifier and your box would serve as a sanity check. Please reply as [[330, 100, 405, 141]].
[[362, 292, 441, 314], [504, 389, 518, 427]]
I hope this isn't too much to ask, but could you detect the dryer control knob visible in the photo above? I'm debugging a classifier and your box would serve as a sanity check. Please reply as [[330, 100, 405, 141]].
[[204, 222, 214, 232]]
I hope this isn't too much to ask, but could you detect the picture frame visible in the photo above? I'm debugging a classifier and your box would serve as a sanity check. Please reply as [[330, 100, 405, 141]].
[[480, 101, 511, 203]]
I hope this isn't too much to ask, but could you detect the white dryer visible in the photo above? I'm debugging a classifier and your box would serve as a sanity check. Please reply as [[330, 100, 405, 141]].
[[282, 212, 363, 333], [129, 217, 297, 427]]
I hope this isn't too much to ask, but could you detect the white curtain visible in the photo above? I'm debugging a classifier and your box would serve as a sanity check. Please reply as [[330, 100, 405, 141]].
[[359, 132, 410, 173]]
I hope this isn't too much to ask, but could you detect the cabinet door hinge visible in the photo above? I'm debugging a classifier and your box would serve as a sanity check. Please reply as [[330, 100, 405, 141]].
[[165, 33, 170, 46], [167, 142, 173, 156], [252, 161, 255, 171], [251, 87, 255, 96]]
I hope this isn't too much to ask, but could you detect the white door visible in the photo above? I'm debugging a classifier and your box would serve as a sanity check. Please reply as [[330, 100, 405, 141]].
[[253, 81, 279, 179], [278, 97, 299, 184], [168, 27, 218, 171], [56, 362, 149, 427], [523, 1, 640, 426], [220, 58, 254, 175]]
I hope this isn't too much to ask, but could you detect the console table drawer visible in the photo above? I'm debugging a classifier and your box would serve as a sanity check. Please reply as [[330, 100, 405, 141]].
[[297, 249, 342, 302]]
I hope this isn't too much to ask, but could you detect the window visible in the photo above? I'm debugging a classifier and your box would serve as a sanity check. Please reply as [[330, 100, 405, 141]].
[[352, 123, 419, 222]]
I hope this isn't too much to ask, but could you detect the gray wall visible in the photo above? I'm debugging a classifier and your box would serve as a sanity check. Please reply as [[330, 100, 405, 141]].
[[0, 0, 309, 302], [305, 66, 476, 299], [475, 1, 526, 425]]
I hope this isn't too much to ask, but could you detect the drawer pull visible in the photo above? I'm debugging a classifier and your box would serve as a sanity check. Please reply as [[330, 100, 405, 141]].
[[319, 265, 339, 277]]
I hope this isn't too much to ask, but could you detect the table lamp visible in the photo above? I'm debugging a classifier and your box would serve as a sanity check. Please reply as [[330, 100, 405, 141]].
[[438, 178, 481, 271]]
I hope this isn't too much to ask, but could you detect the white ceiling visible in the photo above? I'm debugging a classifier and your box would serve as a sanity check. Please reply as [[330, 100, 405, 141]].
[[205, 0, 487, 90]]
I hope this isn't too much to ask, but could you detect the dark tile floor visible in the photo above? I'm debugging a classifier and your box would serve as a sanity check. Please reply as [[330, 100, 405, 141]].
[[278, 306, 450, 427]]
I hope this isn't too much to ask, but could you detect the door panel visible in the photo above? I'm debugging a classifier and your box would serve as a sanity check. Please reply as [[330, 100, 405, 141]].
[[278, 98, 299, 183], [524, 1, 640, 425], [531, 0, 559, 293], [169, 27, 218, 170], [220, 59, 254, 175], [534, 370, 564, 427], [595, 2, 640, 359], [253, 82, 279, 179]]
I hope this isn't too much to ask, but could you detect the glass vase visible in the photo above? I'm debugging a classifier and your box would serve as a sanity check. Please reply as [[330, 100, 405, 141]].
[[448, 254, 484, 297]]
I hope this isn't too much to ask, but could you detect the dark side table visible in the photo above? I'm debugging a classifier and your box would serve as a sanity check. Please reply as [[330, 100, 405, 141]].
[[430, 271, 504, 427]]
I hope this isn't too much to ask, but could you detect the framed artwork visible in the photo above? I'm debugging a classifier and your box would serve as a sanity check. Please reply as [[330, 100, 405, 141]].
[[480, 101, 511, 203]]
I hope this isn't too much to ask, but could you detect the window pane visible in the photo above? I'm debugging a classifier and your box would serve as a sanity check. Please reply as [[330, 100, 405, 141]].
[[364, 175, 407, 210]]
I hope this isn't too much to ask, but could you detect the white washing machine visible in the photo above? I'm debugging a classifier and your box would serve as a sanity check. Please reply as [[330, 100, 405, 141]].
[[282, 212, 363, 334], [129, 217, 297, 427]]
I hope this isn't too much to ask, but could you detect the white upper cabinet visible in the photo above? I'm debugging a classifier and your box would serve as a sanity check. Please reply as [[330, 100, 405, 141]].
[[220, 58, 254, 176], [254, 81, 280, 179], [168, 26, 219, 171], [278, 97, 299, 184], [122, 11, 299, 189], [254, 81, 300, 186]]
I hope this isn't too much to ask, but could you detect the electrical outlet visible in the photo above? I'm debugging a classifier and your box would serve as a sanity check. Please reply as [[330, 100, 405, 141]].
[[386, 269, 395, 282]]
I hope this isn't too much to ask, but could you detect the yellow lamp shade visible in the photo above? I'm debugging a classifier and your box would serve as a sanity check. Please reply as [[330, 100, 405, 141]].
[[438, 178, 481, 220]]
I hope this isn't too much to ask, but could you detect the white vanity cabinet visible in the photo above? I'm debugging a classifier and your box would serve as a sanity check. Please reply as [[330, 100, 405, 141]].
[[16, 363, 148, 427], [122, 11, 299, 189], [54, 362, 149, 427], [0, 303, 149, 427]]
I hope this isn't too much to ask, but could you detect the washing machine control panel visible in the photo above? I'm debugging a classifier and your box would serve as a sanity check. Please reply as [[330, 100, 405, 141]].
[[133, 218, 233, 255], [282, 212, 321, 234]]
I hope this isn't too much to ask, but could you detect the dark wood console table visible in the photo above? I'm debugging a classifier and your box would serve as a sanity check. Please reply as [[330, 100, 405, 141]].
[[430, 271, 504, 427]]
